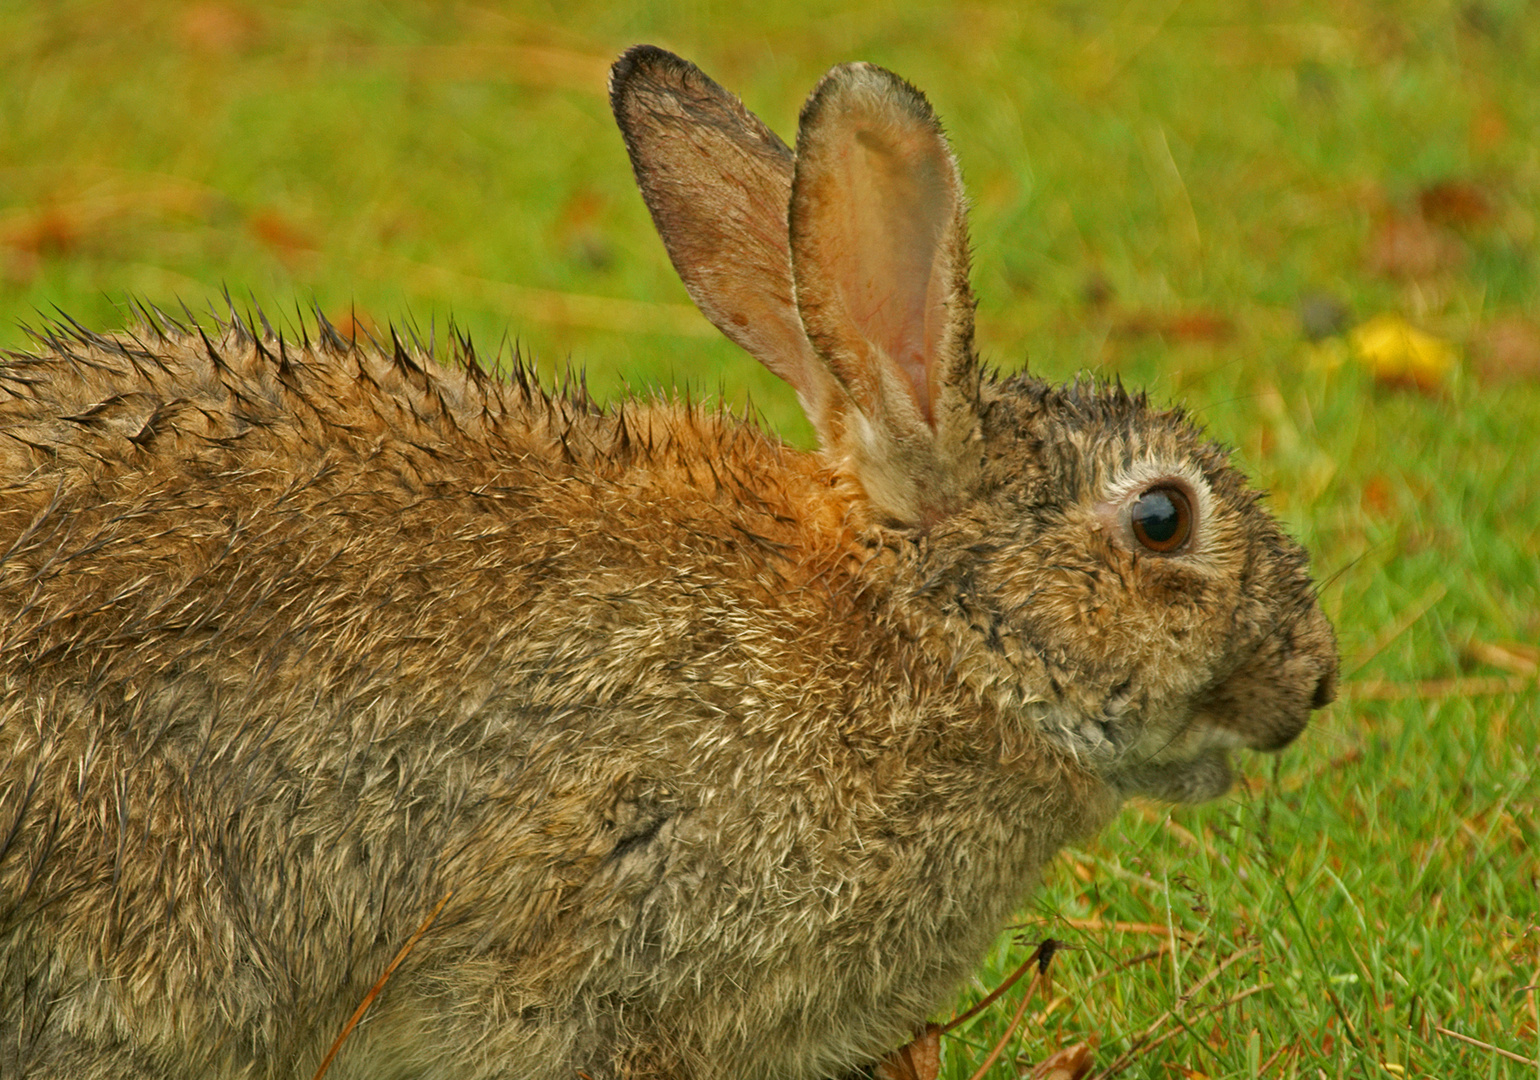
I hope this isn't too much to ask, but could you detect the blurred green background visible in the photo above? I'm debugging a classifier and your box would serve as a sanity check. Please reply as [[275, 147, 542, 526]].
[[2, 2, 1536, 1077]]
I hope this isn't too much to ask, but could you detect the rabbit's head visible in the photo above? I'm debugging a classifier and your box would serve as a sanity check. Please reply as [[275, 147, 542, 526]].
[[611, 47, 1337, 804]]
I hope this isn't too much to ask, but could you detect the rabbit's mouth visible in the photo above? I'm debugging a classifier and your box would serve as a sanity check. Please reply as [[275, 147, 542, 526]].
[[1103, 715, 1259, 803], [1108, 748, 1235, 803]]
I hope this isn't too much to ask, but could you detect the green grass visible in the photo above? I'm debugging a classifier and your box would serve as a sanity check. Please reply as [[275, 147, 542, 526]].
[[3, 2, 1537, 1077]]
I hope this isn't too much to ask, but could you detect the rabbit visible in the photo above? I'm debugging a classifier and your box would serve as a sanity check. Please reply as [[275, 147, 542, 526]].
[[0, 43, 1337, 1080]]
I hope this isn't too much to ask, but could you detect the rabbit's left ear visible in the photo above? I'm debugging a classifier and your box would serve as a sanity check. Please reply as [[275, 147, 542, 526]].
[[610, 46, 843, 434], [790, 63, 981, 525]]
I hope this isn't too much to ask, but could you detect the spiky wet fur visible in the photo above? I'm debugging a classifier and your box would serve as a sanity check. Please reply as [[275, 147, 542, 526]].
[[0, 312, 1131, 1079]]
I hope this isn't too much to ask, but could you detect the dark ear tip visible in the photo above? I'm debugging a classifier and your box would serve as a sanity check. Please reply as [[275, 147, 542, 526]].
[[796, 61, 944, 145], [609, 44, 687, 103]]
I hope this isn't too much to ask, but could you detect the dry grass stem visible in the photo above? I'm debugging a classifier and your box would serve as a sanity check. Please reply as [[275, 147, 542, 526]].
[[1086, 946, 1259, 1080], [962, 962, 1052, 1080], [1433, 1025, 1540, 1068], [1054, 917, 1180, 938], [1344, 582, 1446, 676], [944, 941, 1058, 1034], [378, 253, 715, 337], [311, 891, 455, 1080], [1345, 674, 1538, 700]]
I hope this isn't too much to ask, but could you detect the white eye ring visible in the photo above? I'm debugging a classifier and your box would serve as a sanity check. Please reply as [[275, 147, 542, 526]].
[[1092, 461, 1213, 559]]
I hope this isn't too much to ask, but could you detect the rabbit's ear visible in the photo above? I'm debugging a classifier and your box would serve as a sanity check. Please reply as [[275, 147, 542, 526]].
[[791, 63, 980, 525], [610, 46, 842, 429]]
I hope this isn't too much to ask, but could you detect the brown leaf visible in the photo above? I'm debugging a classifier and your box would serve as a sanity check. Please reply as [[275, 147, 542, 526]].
[[1081, 270, 1114, 309], [1360, 475, 1396, 518], [1418, 181, 1493, 230], [1115, 311, 1233, 343], [328, 310, 379, 344], [1030, 1042, 1095, 1080], [1365, 213, 1463, 280], [557, 188, 614, 272], [1, 207, 82, 257], [1473, 318, 1540, 384], [1469, 102, 1509, 154], [249, 210, 317, 255], [874, 1025, 942, 1080]]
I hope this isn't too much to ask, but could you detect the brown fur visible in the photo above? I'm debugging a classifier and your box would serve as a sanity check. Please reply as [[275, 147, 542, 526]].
[[0, 47, 1336, 1080]]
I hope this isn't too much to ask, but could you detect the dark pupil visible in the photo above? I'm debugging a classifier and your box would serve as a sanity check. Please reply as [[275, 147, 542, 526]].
[[1133, 490, 1180, 543]]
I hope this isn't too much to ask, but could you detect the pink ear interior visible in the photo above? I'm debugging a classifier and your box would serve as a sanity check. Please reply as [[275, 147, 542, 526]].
[[792, 71, 963, 433], [824, 124, 953, 424]]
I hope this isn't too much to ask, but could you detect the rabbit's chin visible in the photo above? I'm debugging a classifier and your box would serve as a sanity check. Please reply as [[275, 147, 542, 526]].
[[1107, 750, 1236, 804]]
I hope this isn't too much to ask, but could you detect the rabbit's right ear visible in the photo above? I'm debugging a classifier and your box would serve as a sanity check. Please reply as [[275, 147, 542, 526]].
[[610, 46, 842, 431], [789, 64, 981, 526]]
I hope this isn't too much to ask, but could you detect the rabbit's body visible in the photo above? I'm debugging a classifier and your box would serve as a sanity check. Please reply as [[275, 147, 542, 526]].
[[0, 325, 1108, 1078], [0, 47, 1336, 1080]]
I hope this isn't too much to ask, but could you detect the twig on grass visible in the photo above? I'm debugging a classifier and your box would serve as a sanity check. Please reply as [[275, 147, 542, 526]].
[[937, 940, 1060, 1080], [944, 940, 1060, 1034], [1053, 917, 1181, 938], [1088, 981, 1273, 1079], [1433, 1026, 1540, 1068], [1082, 944, 1256, 1079]]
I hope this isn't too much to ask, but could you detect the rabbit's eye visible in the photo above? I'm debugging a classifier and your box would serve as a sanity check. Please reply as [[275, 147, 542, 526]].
[[1130, 486, 1192, 553]]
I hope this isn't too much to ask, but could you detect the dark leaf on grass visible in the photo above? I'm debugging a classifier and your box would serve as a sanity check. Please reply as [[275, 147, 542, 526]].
[[1, 207, 82, 258], [1030, 1041, 1096, 1079], [1082, 270, 1114, 309], [558, 188, 615, 272], [1116, 311, 1233, 343], [1360, 475, 1396, 519], [874, 1024, 941, 1080], [1298, 292, 1351, 341], [328, 310, 380, 344], [249, 210, 317, 256], [1418, 180, 1493, 230]]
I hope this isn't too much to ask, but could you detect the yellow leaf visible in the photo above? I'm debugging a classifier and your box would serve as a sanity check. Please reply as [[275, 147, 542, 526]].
[[1349, 313, 1456, 390]]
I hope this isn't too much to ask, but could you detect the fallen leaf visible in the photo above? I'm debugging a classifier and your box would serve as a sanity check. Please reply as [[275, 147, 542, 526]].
[[1361, 475, 1396, 518], [1365, 213, 1463, 279], [1082, 270, 1114, 308], [1, 206, 82, 257], [249, 210, 317, 255], [874, 1025, 941, 1080], [1418, 180, 1493, 230], [1029, 1041, 1095, 1079], [1473, 317, 1540, 383], [1116, 311, 1233, 343], [557, 187, 614, 272], [1349, 313, 1456, 391], [1469, 101, 1508, 153], [328, 310, 380, 344]]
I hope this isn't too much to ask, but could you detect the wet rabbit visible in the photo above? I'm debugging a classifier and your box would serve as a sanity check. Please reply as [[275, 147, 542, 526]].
[[0, 45, 1336, 1080]]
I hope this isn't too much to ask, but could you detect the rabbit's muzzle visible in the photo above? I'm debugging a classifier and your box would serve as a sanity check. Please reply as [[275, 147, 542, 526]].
[[1199, 599, 1339, 756]]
